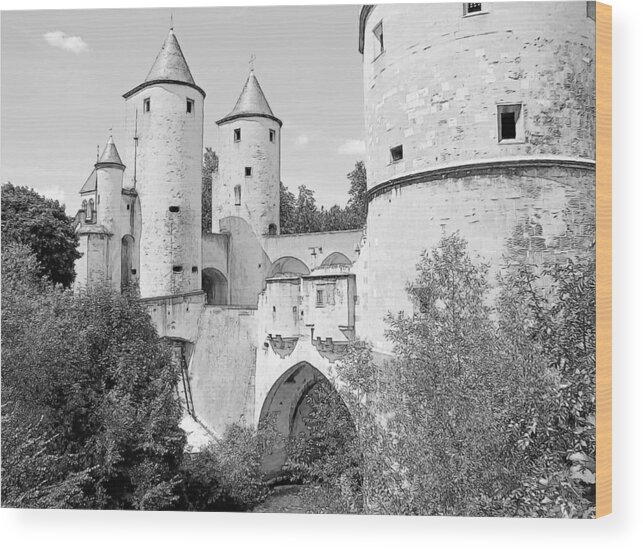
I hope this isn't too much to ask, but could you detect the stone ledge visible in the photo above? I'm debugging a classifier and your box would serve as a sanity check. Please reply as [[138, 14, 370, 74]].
[[367, 156, 596, 202]]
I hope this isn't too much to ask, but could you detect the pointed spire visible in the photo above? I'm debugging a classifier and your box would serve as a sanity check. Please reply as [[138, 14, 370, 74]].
[[145, 28, 195, 85], [123, 28, 205, 99], [96, 136, 125, 168], [217, 69, 281, 126]]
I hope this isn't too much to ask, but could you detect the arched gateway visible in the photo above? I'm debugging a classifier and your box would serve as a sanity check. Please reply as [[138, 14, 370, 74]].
[[258, 361, 350, 477]]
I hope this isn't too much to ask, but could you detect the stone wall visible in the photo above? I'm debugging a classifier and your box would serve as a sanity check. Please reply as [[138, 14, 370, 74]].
[[214, 115, 280, 237], [188, 306, 258, 434], [361, 2, 595, 189], [124, 83, 204, 297]]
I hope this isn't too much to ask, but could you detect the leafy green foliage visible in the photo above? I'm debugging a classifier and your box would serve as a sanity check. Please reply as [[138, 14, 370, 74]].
[[1, 244, 185, 509], [279, 161, 367, 234], [202, 147, 219, 233], [1, 183, 81, 287]]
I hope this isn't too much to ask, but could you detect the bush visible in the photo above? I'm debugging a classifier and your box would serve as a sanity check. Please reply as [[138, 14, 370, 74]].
[[175, 423, 277, 511], [2, 244, 185, 509], [334, 234, 595, 517]]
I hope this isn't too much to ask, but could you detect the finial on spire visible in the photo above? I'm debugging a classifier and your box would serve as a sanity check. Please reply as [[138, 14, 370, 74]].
[[96, 145, 100, 163], [249, 53, 256, 72], [170, 12, 174, 30]]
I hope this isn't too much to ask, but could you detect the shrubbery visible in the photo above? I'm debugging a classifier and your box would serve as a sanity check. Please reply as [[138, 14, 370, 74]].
[[290, 234, 596, 518]]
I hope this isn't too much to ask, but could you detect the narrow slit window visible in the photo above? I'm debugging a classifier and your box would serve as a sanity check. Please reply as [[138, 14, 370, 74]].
[[497, 104, 524, 142], [373, 22, 384, 58], [234, 185, 241, 206], [186, 98, 194, 113], [464, 3, 483, 15], [87, 199, 95, 221], [269, 129, 276, 143], [234, 128, 241, 142], [245, 166, 252, 177], [143, 98, 150, 113], [390, 145, 404, 162]]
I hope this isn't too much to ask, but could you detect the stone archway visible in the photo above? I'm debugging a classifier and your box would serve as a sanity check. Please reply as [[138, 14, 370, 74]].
[[258, 361, 351, 477], [202, 268, 228, 305]]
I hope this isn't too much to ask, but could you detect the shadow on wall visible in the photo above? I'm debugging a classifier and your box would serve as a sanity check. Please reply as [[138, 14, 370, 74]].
[[202, 267, 228, 305]]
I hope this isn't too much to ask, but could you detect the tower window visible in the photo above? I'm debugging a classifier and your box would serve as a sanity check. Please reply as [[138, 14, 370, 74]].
[[390, 145, 404, 162], [316, 288, 325, 307], [234, 185, 241, 206], [245, 167, 253, 177], [192, 266, 198, 273], [173, 266, 183, 273], [186, 98, 194, 113], [169, 206, 180, 213], [464, 3, 483, 15], [143, 98, 150, 112], [373, 22, 384, 59], [269, 129, 276, 143], [268, 223, 277, 235], [497, 104, 525, 143], [234, 128, 241, 142], [87, 198, 95, 221]]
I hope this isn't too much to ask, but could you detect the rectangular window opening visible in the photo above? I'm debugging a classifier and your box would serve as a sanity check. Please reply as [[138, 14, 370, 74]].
[[186, 98, 194, 113], [245, 166, 252, 177], [234, 128, 241, 142], [269, 129, 276, 143], [234, 185, 241, 206], [173, 266, 183, 273], [464, 3, 483, 15], [143, 98, 150, 113], [316, 289, 325, 307], [497, 104, 524, 142], [373, 22, 384, 58], [390, 145, 404, 162]]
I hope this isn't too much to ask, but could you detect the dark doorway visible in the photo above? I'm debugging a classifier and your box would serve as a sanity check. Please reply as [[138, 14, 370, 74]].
[[202, 268, 229, 305]]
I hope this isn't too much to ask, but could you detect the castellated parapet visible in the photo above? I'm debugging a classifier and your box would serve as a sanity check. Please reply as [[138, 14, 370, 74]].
[[123, 30, 204, 298], [355, 2, 596, 351]]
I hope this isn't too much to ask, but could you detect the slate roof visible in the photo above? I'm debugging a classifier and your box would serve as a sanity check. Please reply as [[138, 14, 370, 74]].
[[218, 70, 281, 126]]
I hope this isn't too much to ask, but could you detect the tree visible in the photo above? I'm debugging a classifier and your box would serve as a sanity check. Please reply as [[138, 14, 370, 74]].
[[1, 243, 186, 509], [202, 147, 219, 233], [335, 234, 595, 517], [293, 185, 323, 233], [1, 183, 80, 287], [279, 181, 296, 234], [346, 161, 368, 227]]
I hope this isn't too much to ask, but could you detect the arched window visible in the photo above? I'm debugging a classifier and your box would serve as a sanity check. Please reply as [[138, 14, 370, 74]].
[[87, 199, 94, 222], [268, 223, 277, 235], [82, 200, 87, 218]]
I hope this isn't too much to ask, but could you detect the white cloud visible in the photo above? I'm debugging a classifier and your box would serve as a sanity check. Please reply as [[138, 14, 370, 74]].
[[44, 31, 88, 54], [295, 134, 310, 147], [337, 139, 366, 156]]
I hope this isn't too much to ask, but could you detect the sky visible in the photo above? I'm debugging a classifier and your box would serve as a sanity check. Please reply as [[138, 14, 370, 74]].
[[1, 5, 365, 211]]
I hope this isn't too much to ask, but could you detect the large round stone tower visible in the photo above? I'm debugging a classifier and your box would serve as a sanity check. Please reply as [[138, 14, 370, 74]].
[[123, 28, 205, 298], [356, 2, 596, 352], [213, 69, 281, 237]]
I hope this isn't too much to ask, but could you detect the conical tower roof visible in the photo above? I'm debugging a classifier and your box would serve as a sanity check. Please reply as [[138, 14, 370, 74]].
[[145, 28, 195, 84], [217, 70, 282, 126], [96, 136, 125, 169], [123, 28, 205, 99]]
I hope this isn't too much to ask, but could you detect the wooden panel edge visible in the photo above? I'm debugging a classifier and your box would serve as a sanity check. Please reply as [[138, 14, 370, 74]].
[[595, 1, 612, 519]]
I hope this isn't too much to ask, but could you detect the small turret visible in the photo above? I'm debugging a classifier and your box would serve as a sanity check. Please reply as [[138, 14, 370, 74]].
[[214, 68, 281, 237]]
